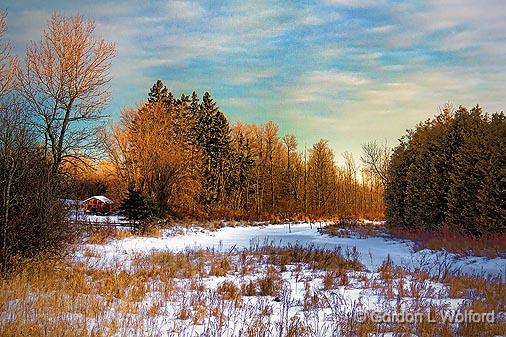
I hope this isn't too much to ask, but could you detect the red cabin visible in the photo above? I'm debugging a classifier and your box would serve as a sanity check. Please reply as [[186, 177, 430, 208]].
[[82, 196, 113, 214]]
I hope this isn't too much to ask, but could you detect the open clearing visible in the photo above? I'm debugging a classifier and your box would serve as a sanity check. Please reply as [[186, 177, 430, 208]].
[[82, 222, 505, 277], [1, 223, 505, 336]]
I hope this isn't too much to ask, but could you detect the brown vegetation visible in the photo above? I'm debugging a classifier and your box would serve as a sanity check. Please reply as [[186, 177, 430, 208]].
[[389, 227, 506, 258], [1, 244, 503, 336]]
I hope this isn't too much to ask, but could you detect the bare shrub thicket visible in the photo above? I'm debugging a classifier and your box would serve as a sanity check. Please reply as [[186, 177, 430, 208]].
[[0, 102, 73, 274]]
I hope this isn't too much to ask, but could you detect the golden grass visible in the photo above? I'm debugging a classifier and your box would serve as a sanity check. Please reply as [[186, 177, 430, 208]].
[[0, 244, 504, 337], [258, 265, 283, 297]]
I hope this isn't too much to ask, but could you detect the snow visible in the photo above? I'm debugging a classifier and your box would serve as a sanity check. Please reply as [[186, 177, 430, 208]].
[[82, 195, 113, 204], [85, 222, 506, 278], [67, 211, 130, 224], [5, 222, 504, 337]]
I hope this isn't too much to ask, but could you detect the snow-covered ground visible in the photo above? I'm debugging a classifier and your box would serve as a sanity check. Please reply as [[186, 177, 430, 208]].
[[83, 222, 505, 279], [3, 222, 504, 336], [72, 223, 506, 336], [68, 210, 130, 224]]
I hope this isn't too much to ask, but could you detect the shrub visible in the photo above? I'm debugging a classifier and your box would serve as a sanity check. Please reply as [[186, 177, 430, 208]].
[[87, 227, 117, 244], [0, 110, 75, 274], [323, 271, 335, 290]]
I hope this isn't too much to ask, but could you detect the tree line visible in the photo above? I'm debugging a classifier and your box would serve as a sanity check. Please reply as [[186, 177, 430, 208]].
[[385, 104, 505, 235], [3, 9, 502, 276], [0, 12, 385, 272], [101, 80, 385, 221]]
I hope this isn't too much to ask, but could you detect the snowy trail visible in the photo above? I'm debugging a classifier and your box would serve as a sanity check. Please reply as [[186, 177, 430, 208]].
[[86, 222, 506, 278]]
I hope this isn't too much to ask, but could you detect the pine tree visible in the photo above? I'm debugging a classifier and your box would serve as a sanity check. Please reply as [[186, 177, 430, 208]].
[[385, 105, 506, 235], [120, 188, 151, 227], [148, 80, 169, 103], [196, 92, 233, 208]]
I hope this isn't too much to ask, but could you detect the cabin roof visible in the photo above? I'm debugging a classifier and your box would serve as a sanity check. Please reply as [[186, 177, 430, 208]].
[[83, 195, 113, 204]]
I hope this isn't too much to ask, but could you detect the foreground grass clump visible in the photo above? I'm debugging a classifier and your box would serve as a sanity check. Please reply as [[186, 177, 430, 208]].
[[0, 243, 504, 337], [86, 226, 133, 244]]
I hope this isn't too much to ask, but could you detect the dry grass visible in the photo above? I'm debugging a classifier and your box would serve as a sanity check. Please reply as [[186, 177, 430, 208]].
[[216, 280, 241, 303], [322, 219, 382, 239], [87, 226, 132, 244], [137, 224, 162, 237], [0, 242, 504, 337], [258, 265, 283, 297], [389, 227, 506, 258]]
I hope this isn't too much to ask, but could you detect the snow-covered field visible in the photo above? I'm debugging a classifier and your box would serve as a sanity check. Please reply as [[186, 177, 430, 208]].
[[82, 222, 506, 278], [2, 222, 504, 336]]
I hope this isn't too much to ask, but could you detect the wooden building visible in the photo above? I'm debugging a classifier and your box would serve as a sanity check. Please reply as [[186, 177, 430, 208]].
[[82, 196, 113, 214]]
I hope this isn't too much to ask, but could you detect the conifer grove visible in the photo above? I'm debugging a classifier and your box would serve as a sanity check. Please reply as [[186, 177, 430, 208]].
[[385, 105, 506, 235]]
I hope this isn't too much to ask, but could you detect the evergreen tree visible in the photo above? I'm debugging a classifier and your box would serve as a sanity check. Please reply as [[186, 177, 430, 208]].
[[385, 139, 412, 227], [148, 80, 169, 103], [477, 112, 506, 233], [446, 106, 489, 234], [196, 92, 233, 208], [229, 132, 255, 209], [188, 91, 201, 145], [120, 188, 151, 227]]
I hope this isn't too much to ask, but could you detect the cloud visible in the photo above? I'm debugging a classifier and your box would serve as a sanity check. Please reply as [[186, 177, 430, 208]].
[[321, 0, 377, 7], [319, 47, 343, 60], [4, 0, 504, 159], [369, 25, 394, 34], [387, 0, 506, 55], [163, 1, 205, 21], [6, 9, 50, 46], [225, 68, 278, 85], [220, 97, 251, 107], [289, 70, 370, 103]]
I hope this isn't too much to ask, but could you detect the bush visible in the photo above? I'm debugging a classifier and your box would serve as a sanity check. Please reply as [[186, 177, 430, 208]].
[[258, 266, 283, 297], [0, 109, 74, 274]]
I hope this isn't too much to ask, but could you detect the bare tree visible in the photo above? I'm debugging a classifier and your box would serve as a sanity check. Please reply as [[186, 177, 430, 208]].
[[108, 101, 202, 214], [0, 12, 19, 271], [360, 140, 390, 186], [17, 13, 116, 174], [97, 107, 137, 193], [0, 13, 74, 274], [308, 140, 336, 215], [282, 134, 298, 209], [0, 101, 31, 274], [0, 103, 73, 274], [0, 12, 17, 98], [264, 121, 280, 212]]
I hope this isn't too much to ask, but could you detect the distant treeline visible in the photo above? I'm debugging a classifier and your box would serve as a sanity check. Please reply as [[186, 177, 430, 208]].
[[101, 80, 385, 220], [386, 105, 505, 235]]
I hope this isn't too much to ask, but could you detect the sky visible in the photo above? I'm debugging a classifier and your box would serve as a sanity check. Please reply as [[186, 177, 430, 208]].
[[3, 0, 505, 160]]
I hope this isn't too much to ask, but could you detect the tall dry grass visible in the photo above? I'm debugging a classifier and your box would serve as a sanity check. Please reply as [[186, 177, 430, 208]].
[[0, 243, 504, 336]]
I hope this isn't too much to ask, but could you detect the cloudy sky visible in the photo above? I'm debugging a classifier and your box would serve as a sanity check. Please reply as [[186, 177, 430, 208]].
[[3, 0, 505, 159]]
